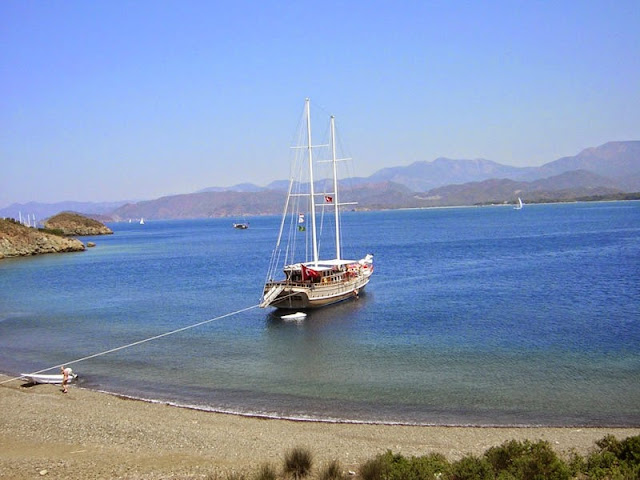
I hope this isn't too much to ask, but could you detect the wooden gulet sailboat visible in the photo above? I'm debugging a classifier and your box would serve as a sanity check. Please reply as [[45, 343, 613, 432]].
[[260, 99, 374, 310]]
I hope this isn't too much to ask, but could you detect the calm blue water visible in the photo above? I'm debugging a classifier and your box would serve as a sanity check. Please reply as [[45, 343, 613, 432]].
[[1, 202, 639, 426]]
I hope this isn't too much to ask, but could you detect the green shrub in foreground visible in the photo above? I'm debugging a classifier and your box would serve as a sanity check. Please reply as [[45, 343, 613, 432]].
[[360, 450, 450, 480], [359, 440, 573, 480], [359, 453, 389, 480], [284, 446, 313, 479], [449, 455, 493, 480], [484, 439, 570, 480], [254, 462, 278, 480], [318, 459, 347, 480], [249, 435, 639, 480], [584, 434, 640, 479]]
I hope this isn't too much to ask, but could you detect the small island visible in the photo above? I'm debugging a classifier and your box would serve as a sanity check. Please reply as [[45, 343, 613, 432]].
[[0, 218, 85, 259], [44, 211, 113, 236], [0, 212, 112, 259]]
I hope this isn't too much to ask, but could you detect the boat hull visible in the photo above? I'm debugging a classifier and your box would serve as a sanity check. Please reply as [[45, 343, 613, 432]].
[[263, 273, 371, 310]]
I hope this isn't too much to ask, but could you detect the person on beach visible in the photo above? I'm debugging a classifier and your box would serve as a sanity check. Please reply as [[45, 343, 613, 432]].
[[61, 366, 71, 393]]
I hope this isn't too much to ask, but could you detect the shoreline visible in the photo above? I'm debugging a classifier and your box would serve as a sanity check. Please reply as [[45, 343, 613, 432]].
[[1, 375, 638, 479], [103, 389, 638, 430]]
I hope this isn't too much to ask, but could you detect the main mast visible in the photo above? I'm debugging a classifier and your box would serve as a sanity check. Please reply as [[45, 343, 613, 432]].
[[330, 115, 341, 260], [306, 98, 319, 266]]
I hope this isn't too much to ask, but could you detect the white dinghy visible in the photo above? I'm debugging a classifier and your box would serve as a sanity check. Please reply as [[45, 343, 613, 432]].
[[281, 312, 307, 321], [21, 371, 78, 385]]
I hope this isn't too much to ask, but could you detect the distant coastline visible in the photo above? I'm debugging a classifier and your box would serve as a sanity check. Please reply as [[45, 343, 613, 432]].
[[106, 194, 640, 222], [2, 140, 639, 221]]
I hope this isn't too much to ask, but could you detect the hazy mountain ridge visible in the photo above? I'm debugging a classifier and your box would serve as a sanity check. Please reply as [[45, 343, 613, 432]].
[[417, 170, 623, 207], [536, 141, 640, 179], [107, 169, 632, 218], [194, 141, 640, 195], [112, 190, 286, 220], [2, 141, 638, 220], [368, 157, 536, 191], [197, 183, 267, 193], [0, 200, 130, 225]]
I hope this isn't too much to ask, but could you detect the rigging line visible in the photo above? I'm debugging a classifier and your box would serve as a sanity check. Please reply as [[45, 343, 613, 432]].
[[0, 303, 261, 386]]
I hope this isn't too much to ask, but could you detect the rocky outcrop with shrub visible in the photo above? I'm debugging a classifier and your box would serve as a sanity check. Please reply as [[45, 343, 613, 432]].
[[44, 211, 113, 236], [0, 218, 86, 259]]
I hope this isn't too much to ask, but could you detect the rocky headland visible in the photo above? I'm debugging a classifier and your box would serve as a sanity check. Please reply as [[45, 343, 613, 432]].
[[0, 218, 86, 259], [44, 211, 113, 236]]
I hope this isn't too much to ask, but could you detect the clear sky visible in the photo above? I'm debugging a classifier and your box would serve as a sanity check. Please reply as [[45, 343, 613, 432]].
[[1, 1, 639, 206]]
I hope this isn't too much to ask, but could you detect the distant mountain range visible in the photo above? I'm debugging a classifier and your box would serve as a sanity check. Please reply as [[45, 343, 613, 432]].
[[2, 141, 639, 221], [363, 141, 640, 192]]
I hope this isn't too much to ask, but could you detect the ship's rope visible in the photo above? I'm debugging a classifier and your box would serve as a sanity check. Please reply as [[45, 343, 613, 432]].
[[0, 303, 262, 385]]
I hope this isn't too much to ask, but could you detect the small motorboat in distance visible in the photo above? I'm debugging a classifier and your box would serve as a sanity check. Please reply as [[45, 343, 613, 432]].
[[281, 312, 307, 321]]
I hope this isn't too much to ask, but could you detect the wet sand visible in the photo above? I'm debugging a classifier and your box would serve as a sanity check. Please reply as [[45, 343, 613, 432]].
[[1, 375, 638, 479]]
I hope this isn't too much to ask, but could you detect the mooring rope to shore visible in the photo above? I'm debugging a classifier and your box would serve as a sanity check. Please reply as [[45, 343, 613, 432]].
[[0, 303, 262, 385]]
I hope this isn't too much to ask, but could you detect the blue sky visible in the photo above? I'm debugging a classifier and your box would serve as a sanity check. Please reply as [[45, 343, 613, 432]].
[[1, 1, 639, 206]]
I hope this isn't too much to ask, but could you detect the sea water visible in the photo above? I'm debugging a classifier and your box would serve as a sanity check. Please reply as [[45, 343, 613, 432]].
[[1, 202, 638, 426]]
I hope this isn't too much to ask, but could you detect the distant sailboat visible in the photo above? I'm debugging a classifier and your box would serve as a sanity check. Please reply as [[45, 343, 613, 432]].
[[140, 218, 145, 225], [18, 211, 36, 228], [514, 197, 524, 210]]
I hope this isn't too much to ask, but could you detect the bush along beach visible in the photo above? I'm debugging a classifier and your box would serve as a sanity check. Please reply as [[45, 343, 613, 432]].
[[208, 435, 639, 480]]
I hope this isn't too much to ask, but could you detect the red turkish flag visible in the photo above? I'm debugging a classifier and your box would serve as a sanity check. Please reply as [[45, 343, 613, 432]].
[[301, 264, 321, 280]]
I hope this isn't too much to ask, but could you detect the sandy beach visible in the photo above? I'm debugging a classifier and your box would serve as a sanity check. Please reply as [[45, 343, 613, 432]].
[[1, 375, 637, 479]]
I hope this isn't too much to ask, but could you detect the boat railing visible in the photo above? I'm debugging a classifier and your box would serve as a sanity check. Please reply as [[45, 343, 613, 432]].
[[268, 274, 365, 290]]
